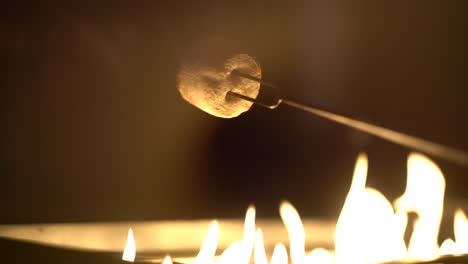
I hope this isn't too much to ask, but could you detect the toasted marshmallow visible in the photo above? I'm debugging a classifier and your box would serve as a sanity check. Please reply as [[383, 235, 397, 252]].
[[177, 54, 261, 118]]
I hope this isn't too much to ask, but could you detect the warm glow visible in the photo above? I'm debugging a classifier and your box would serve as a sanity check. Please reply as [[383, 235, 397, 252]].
[[217, 206, 256, 264], [441, 209, 468, 255], [120, 152, 466, 264], [269, 243, 288, 264], [440, 238, 457, 255], [254, 229, 268, 264], [240, 206, 256, 264], [395, 153, 445, 260], [163, 255, 174, 264], [122, 228, 136, 262], [454, 209, 468, 253], [193, 221, 219, 264], [308, 248, 334, 264], [279, 201, 306, 264], [335, 153, 406, 264], [219, 242, 243, 264]]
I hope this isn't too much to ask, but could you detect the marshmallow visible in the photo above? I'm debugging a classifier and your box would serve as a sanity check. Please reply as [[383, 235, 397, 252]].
[[177, 54, 261, 118]]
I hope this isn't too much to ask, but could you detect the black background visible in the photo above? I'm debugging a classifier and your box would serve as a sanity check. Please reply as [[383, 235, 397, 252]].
[[2, 1, 467, 227]]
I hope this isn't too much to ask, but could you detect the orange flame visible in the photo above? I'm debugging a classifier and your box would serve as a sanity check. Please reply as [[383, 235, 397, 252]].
[[441, 209, 468, 255], [163, 255, 174, 264], [454, 209, 468, 253], [335, 153, 406, 264], [122, 152, 468, 264], [308, 248, 334, 264], [254, 229, 268, 264], [269, 243, 288, 264], [122, 228, 136, 262], [280, 201, 306, 264], [193, 221, 219, 264], [395, 153, 446, 260]]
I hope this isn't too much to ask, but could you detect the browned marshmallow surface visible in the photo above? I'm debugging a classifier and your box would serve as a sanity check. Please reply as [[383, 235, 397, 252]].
[[177, 54, 261, 118]]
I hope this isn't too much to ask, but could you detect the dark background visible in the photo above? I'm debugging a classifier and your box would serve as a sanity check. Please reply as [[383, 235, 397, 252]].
[[1, 1, 467, 225]]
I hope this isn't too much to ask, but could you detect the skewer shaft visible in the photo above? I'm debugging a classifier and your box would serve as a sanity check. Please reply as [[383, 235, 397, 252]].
[[228, 71, 468, 166], [281, 99, 468, 166]]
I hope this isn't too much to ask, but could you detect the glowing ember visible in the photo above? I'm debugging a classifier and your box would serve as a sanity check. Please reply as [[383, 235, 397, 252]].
[[121, 152, 468, 264], [122, 228, 136, 262]]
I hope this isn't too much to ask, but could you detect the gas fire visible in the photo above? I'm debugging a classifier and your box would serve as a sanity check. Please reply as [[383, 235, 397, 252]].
[[123, 153, 468, 264], [123, 228, 136, 262]]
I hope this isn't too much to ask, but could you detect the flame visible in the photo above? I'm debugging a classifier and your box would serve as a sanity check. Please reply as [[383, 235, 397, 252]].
[[335, 153, 406, 264], [120, 152, 468, 264], [193, 221, 219, 264], [441, 209, 468, 255], [240, 206, 256, 264], [269, 243, 288, 264], [440, 238, 457, 255], [163, 255, 174, 264], [308, 248, 334, 264], [217, 206, 256, 264], [279, 201, 306, 264], [395, 153, 446, 260], [122, 228, 136, 262], [254, 229, 268, 264], [454, 209, 468, 253], [219, 242, 243, 264]]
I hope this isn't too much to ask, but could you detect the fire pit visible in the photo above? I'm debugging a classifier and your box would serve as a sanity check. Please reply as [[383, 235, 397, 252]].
[[1, 153, 467, 264]]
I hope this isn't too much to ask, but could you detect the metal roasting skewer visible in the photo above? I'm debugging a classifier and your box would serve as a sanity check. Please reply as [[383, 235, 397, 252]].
[[228, 70, 468, 166]]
